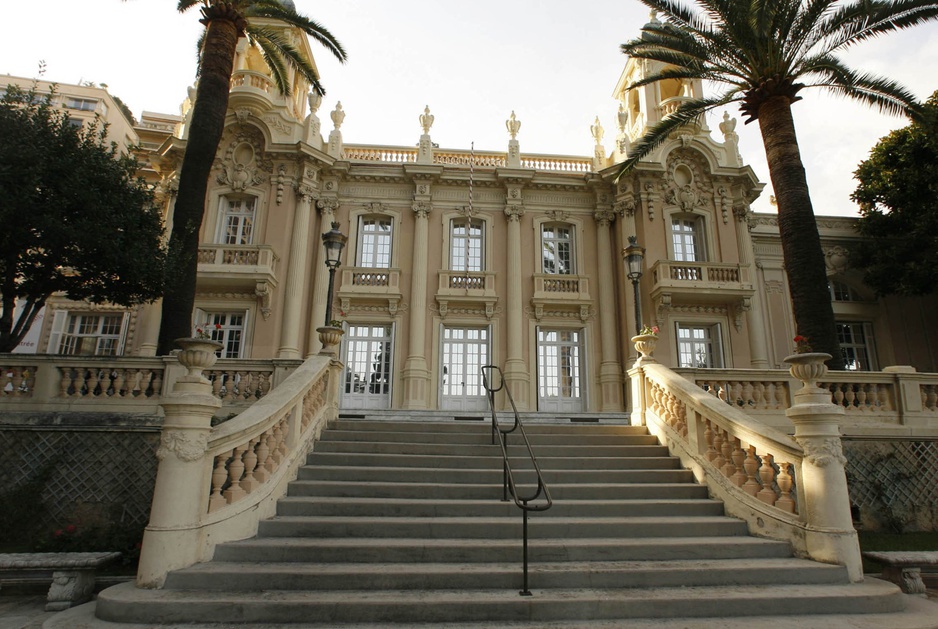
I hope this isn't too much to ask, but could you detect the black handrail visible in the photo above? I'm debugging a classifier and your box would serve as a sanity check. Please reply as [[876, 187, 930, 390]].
[[480, 364, 552, 596]]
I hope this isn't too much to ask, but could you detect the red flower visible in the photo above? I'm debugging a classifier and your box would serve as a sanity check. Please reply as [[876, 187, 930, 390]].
[[54, 529, 63, 537], [214, 323, 222, 330], [65, 524, 77, 533]]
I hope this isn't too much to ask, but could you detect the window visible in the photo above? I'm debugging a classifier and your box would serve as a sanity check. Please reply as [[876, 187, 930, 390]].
[[541, 224, 575, 274], [54, 313, 127, 356], [537, 328, 584, 412], [67, 118, 84, 129], [65, 97, 98, 112], [356, 216, 392, 268], [671, 216, 704, 262], [342, 324, 393, 409], [450, 218, 484, 272], [837, 322, 876, 371], [218, 196, 256, 245], [829, 281, 859, 302], [197, 312, 246, 358], [676, 323, 723, 368]]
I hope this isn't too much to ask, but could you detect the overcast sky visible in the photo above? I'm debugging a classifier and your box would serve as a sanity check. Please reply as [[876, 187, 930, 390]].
[[4, 0, 937, 217]]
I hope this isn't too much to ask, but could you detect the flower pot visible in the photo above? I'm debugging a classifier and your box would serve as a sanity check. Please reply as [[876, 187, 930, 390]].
[[174, 338, 223, 380], [631, 334, 658, 361], [783, 352, 832, 389]]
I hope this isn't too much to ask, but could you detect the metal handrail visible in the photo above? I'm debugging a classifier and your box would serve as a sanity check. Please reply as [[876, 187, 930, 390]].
[[481, 364, 552, 596]]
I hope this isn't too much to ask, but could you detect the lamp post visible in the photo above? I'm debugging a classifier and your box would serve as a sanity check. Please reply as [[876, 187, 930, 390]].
[[623, 235, 645, 335], [321, 221, 347, 327]]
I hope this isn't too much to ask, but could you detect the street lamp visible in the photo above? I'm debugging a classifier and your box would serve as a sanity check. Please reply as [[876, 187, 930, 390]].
[[321, 221, 347, 327], [623, 235, 645, 335]]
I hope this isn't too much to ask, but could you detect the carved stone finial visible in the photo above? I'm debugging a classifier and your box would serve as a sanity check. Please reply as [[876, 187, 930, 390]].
[[617, 103, 627, 133], [419, 105, 434, 135], [506, 111, 521, 140], [330, 102, 345, 129], [590, 116, 604, 145], [719, 111, 737, 136], [307, 91, 322, 114]]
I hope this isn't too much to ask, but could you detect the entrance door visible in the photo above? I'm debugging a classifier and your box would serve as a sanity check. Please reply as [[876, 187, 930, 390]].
[[440, 326, 489, 411], [537, 328, 584, 412], [341, 324, 392, 410]]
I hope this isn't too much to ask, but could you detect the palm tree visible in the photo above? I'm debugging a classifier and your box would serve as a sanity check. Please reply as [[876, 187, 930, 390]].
[[157, 0, 346, 355], [617, 0, 938, 369]]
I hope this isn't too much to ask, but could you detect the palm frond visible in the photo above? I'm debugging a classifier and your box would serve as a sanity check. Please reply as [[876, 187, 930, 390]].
[[821, 0, 938, 52], [614, 93, 742, 178], [244, 1, 347, 62], [247, 25, 323, 96], [176, 0, 203, 13], [801, 57, 922, 118]]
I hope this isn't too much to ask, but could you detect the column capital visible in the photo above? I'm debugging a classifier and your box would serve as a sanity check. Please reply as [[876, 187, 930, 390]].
[[504, 204, 525, 222], [614, 196, 637, 217], [317, 197, 339, 215], [593, 209, 616, 227], [294, 183, 317, 204], [412, 201, 431, 219]]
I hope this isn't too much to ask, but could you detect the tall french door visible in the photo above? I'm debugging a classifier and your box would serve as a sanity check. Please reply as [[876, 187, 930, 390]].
[[341, 324, 393, 410], [537, 328, 584, 412], [440, 326, 489, 411]]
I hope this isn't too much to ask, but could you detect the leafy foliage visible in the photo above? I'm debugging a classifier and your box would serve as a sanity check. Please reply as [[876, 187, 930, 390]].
[[851, 90, 938, 296], [0, 84, 165, 352]]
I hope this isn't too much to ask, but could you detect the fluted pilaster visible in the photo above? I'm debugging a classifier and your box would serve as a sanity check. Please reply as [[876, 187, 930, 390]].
[[279, 185, 315, 358]]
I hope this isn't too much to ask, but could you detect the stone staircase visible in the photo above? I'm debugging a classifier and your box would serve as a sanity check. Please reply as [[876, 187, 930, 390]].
[[91, 417, 913, 627]]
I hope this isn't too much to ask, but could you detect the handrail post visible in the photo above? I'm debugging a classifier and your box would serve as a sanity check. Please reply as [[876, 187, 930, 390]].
[[520, 499, 531, 596]]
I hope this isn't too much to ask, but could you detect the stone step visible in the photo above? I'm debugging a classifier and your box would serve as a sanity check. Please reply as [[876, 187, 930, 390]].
[[256, 515, 750, 539], [274, 497, 726, 518], [212, 535, 796, 564], [319, 429, 660, 446], [296, 465, 694, 484], [164, 557, 847, 591], [332, 419, 641, 435], [95, 580, 906, 625], [285, 480, 709, 500], [313, 440, 670, 457], [304, 452, 682, 470]]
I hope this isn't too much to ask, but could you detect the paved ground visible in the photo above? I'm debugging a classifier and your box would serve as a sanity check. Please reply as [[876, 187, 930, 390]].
[[2, 581, 936, 629]]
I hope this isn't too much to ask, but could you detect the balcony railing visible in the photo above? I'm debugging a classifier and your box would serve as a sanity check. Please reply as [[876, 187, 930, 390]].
[[532, 274, 590, 302], [650, 260, 753, 301], [437, 271, 496, 296], [197, 244, 280, 289], [342, 144, 593, 173]]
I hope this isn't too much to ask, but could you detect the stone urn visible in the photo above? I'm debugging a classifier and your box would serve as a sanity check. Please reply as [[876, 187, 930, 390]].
[[783, 352, 832, 389], [174, 338, 223, 380], [631, 334, 658, 361], [317, 326, 344, 355]]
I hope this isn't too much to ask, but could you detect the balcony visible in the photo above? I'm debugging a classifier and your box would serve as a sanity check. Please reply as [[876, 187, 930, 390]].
[[435, 271, 498, 319], [197, 244, 280, 291], [650, 260, 754, 303], [228, 69, 285, 117], [529, 274, 592, 322], [336, 267, 404, 315]]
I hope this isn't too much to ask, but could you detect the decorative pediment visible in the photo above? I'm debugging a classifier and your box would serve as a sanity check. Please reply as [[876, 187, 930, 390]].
[[216, 128, 272, 191]]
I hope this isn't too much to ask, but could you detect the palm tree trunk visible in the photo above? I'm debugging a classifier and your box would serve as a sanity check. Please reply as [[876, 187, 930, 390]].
[[157, 13, 241, 355], [758, 96, 844, 369]]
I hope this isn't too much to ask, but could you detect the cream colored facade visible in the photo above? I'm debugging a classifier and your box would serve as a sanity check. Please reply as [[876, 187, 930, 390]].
[[27, 23, 938, 412]]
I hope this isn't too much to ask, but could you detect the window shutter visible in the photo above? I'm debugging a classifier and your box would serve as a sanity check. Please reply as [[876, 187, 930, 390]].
[[46, 310, 67, 354]]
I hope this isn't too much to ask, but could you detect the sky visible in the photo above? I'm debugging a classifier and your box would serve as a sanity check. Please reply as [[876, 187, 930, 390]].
[[3, 0, 937, 217]]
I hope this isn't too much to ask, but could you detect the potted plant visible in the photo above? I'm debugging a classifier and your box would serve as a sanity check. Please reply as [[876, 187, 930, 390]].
[[631, 324, 659, 360], [783, 335, 832, 388]]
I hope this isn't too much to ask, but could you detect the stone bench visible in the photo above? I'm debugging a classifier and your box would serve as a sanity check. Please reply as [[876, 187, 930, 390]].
[[862, 551, 938, 595], [0, 552, 122, 611]]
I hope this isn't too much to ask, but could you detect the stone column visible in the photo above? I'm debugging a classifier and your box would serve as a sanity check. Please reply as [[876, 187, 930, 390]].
[[137, 344, 221, 587], [734, 202, 769, 368], [402, 201, 432, 409], [306, 198, 337, 357], [594, 209, 623, 411], [785, 354, 862, 582], [278, 184, 316, 359], [503, 203, 529, 409], [136, 301, 161, 356], [616, 196, 639, 365]]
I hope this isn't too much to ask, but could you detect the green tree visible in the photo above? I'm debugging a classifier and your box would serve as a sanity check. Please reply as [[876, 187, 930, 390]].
[[157, 0, 347, 355], [617, 0, 938, 369], [0, 84, 165, 353], [851, 90, 938, 296]]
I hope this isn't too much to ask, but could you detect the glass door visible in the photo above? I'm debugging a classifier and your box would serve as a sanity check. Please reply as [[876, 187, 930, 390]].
[[440, 326, 489, 411], [537, 328, 584, 412], [341, 324, 393, 410]]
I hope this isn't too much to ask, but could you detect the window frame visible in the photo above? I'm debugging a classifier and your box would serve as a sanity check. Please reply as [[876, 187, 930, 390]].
[[836, 320, 878, 371], [449, 216, 485, 272], [215, 195, 258, 245], [355, 215, 393, 269], [540, 222, 576, 275], [675, 322, 724, 368], [47, 310, 129, 356], [194, 309, 250, 358], [669, 213, 707, 262]]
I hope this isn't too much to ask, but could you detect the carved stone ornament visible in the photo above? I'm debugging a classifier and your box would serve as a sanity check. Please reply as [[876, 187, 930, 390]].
[[330, 101, 345, 130], [235, 108, 251, 125], [824, 245, 850, 275], [593, 209, 616, 227], [412, 201, 431, 219], [157, 430, 208, 463], [364, 201, 389, 214], [419, 105, 434, 135], [255, 281, 272, 320], [317, 197, 339, 214], [796, 436, 848, 468], [615, 197, 637, 218], [307, 91, 322, 114], [506, 111, 521, 140], [546, 210, 569, 222], [590, 116, 604, 145], [217, 130, 271, 191], [617, 103, 628, 133], [295, 183, 317, 204]]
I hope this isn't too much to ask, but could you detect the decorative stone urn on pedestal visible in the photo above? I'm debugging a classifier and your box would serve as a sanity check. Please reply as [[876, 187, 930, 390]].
[[174, 338, 223, 381], [783, 352, 832, 390], [631, 334, 658, 362], [317, 326, 344, 356]]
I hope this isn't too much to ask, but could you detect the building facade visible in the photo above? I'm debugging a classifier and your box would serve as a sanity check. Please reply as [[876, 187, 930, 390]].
[[22, 21, 938, 413]]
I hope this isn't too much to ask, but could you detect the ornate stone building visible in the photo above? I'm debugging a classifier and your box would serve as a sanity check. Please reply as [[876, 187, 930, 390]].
[[26, 20, 938, 413]]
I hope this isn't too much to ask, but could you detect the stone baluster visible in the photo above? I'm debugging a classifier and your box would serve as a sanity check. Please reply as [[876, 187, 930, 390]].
[[711, 428, 726, 469], [240, 438, 260, 493], [742, 446, 762, 496], [208, 452, 231, 512], [775, 462, 796, 513], [720, 434, 736, 478], [222, 444, 248, 504], [730, 440, 747, 487], [704, 420, 718, 462], [756, 452, 777, 506]]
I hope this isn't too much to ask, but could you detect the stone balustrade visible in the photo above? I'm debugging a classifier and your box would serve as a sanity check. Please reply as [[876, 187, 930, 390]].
[[137, 353, 341, 587], [0, 355, 300, 415], [437, 270, 496, 295], [342, 144, 592, 173], [229, 69, 274, 94], [674, 366, 938, 436], [631, 348, 863, 580]]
